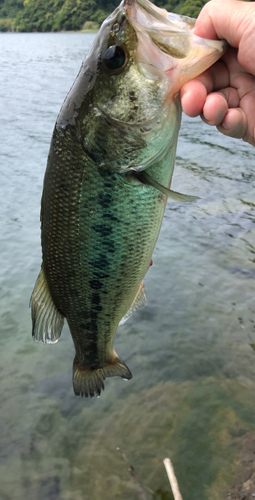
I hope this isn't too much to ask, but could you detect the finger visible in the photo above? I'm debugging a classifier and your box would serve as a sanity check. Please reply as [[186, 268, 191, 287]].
[[221, 48, 255, 95], [202, 93, 228, 125], [180, 61, 230, 117], [193, 0, 255, 76], [191, 61, 230, 94], [240, 90, 255, 146], [202, 87, 240, 125], [193, 0, 254, 46], [181, 80, 207, 117], [217, 107, 247, 140]]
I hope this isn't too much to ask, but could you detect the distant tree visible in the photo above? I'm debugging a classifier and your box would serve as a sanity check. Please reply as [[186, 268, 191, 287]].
[[2, 0, 253, 33], [52, 0, 97, 31], [0, 0, 24, 19], [15, 0, 99, 31], [156, 0, 181, 11], [90, 9, 108, 25], [179, 0, 207, 17]]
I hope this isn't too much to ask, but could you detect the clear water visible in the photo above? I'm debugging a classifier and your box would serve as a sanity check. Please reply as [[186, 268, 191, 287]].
[[0, 33, 255, 500]]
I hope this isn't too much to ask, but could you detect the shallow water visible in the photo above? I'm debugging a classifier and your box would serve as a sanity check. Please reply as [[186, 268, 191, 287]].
[[0, 33, 255, 500]]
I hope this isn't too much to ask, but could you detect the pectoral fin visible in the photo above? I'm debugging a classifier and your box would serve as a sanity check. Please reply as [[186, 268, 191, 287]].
[[30, 267, 64, 344], [135, 171, 200, 202], [119, 280, 147, 326]]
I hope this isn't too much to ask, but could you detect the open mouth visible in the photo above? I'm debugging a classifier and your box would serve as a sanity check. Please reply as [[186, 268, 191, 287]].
[[123, 0, 228, 90]]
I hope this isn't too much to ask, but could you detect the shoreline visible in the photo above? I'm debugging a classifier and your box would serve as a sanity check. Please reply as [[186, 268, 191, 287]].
[[0, 29, 99, 33]]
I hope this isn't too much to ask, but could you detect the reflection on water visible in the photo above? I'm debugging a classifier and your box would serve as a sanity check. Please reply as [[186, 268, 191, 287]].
[[0, 33, 254, 500]]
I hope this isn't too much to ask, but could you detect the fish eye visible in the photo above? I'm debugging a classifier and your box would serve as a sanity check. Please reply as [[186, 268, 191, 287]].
[[103, 46, 126, 71]]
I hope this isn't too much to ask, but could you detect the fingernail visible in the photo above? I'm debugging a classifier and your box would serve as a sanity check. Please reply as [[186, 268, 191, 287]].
[[221, 122, 228, 130], [201, 114, 213, 126]]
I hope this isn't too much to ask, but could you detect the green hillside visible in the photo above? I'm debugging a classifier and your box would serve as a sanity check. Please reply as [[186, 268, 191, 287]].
[[0, 0, 209, 32], [0, 0, 251, 32]]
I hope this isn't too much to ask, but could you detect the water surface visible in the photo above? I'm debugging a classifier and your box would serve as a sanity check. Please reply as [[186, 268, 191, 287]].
[[0, 33, 255, 500]]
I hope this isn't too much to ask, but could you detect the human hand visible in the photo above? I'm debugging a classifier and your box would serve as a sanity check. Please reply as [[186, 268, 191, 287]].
[[180, 0, 255, 146]]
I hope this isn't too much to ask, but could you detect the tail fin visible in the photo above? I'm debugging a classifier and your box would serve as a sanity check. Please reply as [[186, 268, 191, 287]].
[[73, 356, 132, 398]]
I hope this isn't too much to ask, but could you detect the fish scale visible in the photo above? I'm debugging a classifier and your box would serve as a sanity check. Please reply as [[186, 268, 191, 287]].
[[30, 0, 227, 397], [41, 118, 173, 386], [44, 121, 170, 349], [76, 160, 170, 356]]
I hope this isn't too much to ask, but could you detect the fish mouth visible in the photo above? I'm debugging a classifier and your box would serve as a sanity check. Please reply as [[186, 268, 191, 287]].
[[124, 0, 228, 90], [124, 0, 171, 26]]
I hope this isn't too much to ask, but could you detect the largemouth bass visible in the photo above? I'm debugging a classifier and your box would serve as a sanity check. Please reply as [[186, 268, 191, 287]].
[[30, 0, 226, 397]]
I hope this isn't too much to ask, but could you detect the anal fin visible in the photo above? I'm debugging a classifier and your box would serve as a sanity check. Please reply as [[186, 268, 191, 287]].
[[119, 280, 147, 326], [30, 267, 64, 344], [73, 356, 132, 398]]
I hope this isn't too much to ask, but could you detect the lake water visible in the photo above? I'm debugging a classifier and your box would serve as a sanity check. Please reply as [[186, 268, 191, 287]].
[[0, 33, 255, 500]]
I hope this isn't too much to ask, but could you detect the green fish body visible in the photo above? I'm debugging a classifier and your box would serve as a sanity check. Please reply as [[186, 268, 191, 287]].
[[31, 0, 227, 397]]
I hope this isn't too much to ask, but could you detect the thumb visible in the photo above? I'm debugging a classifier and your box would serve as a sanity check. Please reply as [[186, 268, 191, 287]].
[[193, 0, 255, 75]]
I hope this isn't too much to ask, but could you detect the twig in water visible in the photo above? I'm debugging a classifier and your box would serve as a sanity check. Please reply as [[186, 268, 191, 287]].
[[163, 458, 183, 500], [116, 447, 148, 500]]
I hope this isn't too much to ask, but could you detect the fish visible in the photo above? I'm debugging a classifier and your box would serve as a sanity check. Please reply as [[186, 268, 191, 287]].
[[30, 0, 227, 398]]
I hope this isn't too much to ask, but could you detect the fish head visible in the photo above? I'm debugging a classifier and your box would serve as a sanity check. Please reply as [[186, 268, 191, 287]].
[[57, 0, 227, 173]]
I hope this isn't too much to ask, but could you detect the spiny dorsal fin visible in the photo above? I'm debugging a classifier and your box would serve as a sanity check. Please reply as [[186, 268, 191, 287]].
[[30, 267, 64, 344], [135, 171, 200, 202], [73, 355, 132, 398], [119, 280, 147, 326]]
